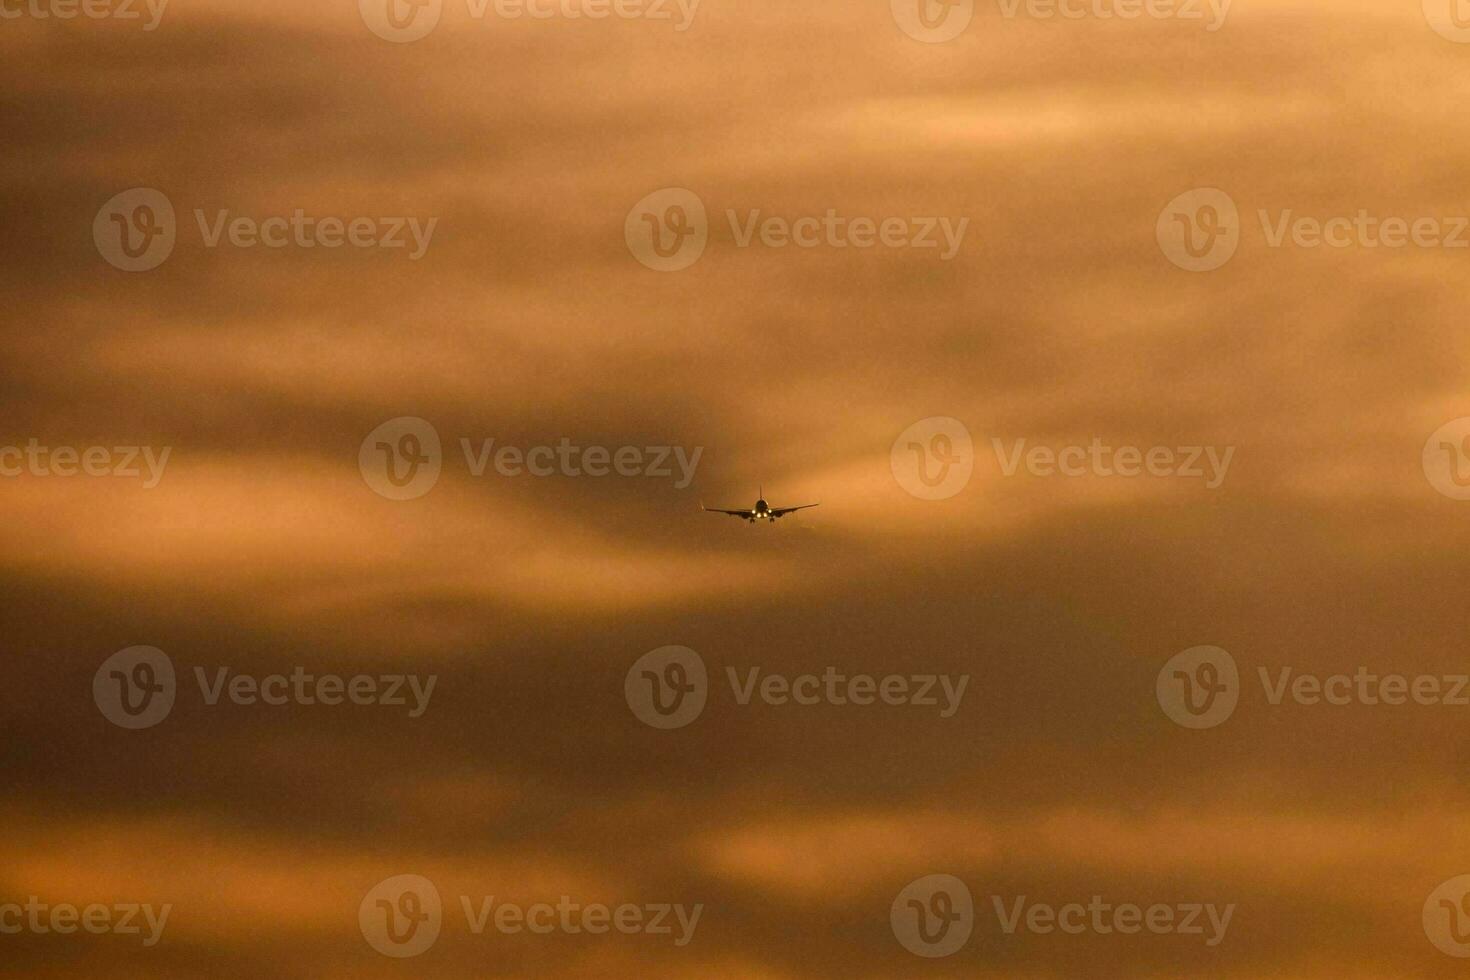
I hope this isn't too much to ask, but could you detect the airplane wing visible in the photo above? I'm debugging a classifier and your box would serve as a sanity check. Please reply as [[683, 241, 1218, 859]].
[[769, 503, 820, 517], [702, 504, 755, 518]]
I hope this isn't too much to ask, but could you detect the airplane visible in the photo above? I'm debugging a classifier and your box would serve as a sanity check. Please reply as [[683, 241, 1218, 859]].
[[701, 488, 820, 523]]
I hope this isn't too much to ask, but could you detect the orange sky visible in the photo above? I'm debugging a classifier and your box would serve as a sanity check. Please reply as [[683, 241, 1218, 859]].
[[5, 0, 1470, 976]]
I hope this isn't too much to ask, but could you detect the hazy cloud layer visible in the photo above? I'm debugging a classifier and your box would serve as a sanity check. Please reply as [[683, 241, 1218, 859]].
[[4, 0, 1470, 975]]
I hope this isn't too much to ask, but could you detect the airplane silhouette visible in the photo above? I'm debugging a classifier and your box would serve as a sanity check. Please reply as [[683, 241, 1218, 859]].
[[702, 487, 819, 523]]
